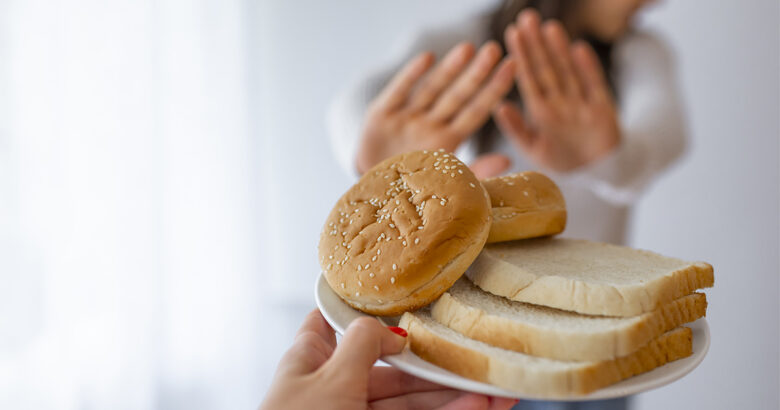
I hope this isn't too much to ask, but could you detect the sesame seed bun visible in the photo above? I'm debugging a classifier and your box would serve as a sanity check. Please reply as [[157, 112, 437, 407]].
[[319, 150, 492, 316], [482, 171, 567, 244]]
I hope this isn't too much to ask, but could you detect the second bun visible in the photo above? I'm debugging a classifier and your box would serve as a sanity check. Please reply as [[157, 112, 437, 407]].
[[482, 171, 566, 243]]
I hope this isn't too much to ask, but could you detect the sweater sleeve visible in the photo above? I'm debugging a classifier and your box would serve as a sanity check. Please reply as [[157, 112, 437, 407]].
[[564, 31, 688, 206], [325, 16, 491, 179]]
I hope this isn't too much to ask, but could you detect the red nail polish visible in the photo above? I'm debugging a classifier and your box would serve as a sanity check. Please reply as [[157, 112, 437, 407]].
[[387, 326, 408, 337]]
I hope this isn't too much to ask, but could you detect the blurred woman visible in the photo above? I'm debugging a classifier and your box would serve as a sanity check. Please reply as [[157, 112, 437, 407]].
[[328, 0, 686, 247]]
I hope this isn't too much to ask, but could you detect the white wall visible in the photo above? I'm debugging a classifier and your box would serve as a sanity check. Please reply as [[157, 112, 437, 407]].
[[255, 0, 779, 408], [632, 2, 779, 409]]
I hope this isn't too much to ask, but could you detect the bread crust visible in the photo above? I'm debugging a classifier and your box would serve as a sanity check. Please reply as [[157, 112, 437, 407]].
[[318, 150, 491, 315], [432, 279, 707, 361], [467, 238, 715, 317], [399, 312, 693, 397], [482, 172, 566, 243]]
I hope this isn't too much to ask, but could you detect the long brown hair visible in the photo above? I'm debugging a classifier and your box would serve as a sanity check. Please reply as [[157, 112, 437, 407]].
[[477, 0, 616, 152]]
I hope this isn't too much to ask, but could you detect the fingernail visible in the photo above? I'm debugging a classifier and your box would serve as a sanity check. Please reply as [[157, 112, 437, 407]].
[[387, 326, 408, 337]]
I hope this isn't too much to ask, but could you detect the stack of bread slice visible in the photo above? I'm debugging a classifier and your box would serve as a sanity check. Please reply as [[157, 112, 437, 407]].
[[399, 173, 714, 398]]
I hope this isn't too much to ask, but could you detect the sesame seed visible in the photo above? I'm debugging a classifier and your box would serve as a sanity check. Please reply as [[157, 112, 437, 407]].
[[329, 255, 333, 260], [418, 226, 423, 230], [414, 238, 420, 244], [432, 195, 437, 199], [440, 200, 446, 205], [415, 189, 420, 194], [523, 175, 530, 181], [469, 183, 476, 188], [326, 263, 332, 270], [390, 276, 396, 284], [355, 292, 360, 297], [524, 191, 529, 196], [340, 283, 345, 289], [389, 223, 395, 228], [369, 272, 375, 278], [450, 173, 455, 177], [423, 150, 428, 154], [358, 281, 363, 287], [357, 265, 362, 271], [373, 285, 380, 291], [392, 263, 397, 270], [458, 169, 463, 174], [402, 240, 407, 246], [377, 249, 381, 255], [395, 200, 400, 205], [433, 152, 439, 156], [365, 264, 370, 269]]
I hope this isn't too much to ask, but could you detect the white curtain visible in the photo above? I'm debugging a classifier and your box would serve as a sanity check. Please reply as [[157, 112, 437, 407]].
[[0, 0, 312, 408]]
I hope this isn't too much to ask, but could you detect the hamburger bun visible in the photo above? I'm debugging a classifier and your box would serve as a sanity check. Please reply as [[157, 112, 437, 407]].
[[482, 171, 566, 243], [318, 150, 491, 316]]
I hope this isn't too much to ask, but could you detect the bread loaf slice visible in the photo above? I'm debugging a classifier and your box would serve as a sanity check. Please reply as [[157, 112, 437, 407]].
[[467, 238, 714, 317], [432, 279, 706, 361], [399, 310, 693, 397]]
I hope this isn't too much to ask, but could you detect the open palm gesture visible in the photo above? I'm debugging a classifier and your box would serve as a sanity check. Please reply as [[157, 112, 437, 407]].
[[357, 41, 515, 176], [495, 10, 620, 172]]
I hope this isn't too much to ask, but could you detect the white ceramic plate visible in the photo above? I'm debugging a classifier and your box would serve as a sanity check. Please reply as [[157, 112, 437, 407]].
[[315, 274, 710, 401]]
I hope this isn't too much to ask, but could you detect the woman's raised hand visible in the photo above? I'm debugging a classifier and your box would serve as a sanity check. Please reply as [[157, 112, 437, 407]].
[[356, 42, 515, 175], [495, 10, 621, 172]]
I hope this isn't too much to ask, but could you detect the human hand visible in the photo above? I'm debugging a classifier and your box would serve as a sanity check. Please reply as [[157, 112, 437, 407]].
[[259, 310, 517, 410], [495, 10, 621, 172], [356, 41, 515, 175]]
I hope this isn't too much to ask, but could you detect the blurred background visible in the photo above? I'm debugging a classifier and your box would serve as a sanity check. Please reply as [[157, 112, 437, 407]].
[[0, 0, 777, 409]]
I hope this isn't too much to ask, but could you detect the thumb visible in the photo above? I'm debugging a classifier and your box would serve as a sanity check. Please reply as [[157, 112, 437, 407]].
[[470, 153, 511, 179], [493, 101, 534, 152], [324, 317, 406, 381]]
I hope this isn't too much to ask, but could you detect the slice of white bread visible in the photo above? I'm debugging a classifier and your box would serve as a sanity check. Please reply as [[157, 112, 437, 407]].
[[399, 310, 693, 397], [467, 238, 714, 317], [432, 278, 707, 361]]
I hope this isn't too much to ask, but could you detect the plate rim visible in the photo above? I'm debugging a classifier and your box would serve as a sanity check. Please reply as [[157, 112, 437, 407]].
[[314, 274, 710, 401]]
